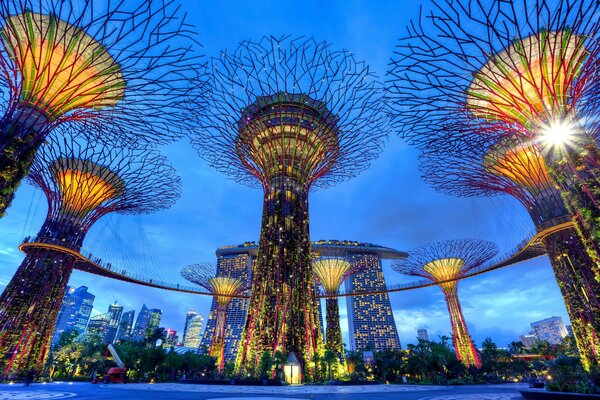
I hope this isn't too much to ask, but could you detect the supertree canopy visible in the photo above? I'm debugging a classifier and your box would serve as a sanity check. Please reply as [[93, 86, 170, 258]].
[[394, 239, 498, 368], [387, 0, 600, 283], [313, 258, 363, 359], [419, 134, 600, 369], [181, 263, 247, 373], [0, 0, 204, 217], [194, 35, 387, 376], [0, 136, 180, 376]]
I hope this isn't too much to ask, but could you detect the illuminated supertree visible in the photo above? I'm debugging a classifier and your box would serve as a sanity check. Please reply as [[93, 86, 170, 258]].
[[0, 0, 203, 216], [181, 263, 247, 373], [194, 35, 387, 376], [387, 0, 600, 278], [416, 134, 600, 368], [313, 258, 363, 360], [393, 239, 498, 368], [0, 136, 180, 376]]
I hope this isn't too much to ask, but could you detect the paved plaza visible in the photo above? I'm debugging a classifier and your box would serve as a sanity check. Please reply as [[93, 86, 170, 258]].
[[0, 382, 532, 400]]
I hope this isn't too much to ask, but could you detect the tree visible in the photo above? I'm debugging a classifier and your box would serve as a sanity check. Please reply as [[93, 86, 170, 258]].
[[56, 330, 79, 349], [273, 350, 286, 381], [323, 349, 339, 380], [258, 351, 273, 379], [508, 341, 526, 355]]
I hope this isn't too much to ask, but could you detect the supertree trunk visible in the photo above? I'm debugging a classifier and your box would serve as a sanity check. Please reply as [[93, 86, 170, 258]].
[[0, 222, 82, 376], [0, 109, 49, 216], [542, 229, 600, 369], [441, 284, 481, 368], [239, 178, 320, 375], [546, 138, 600, 278], [325, 297, 344, 361], [211, 304, 228, 373]]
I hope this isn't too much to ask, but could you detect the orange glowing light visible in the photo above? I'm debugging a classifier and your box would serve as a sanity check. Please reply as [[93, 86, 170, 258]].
[[1, 11, 125, 119], [313, 259, 353, 294], [53, 159, 123, 215], [484, 141, 551, 194], [467, 30, 587, 129]]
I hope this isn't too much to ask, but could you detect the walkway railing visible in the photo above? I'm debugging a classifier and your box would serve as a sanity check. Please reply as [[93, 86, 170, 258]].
[[19, 218, 573, 298]]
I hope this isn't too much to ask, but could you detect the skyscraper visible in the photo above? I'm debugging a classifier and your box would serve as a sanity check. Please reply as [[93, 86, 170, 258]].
[[200, 250, 253, 362], [52, 286, 95, 346], [148, 309, 162, 337], [131, 304, 151, 342], [117, 310, 135, 342], [183, 315, 204, 349], [105, 303, 124, 344], [131, 305, 162, 342], [182, 310, 198, 344], [85, 313, 111, 342], [209, 241, 406, 360], [417, 329, 429, 342], [531, 316, 568, 345], [346, 254, 402, 352]]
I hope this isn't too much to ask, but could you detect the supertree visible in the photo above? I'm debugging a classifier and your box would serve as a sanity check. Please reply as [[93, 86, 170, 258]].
[[0, 0, 204, 217], [181, 263, 247, 373], [417, 134, 600, 368], [0, 136, 180, 376], [193, 35, 387, 376], [313, 258, 363, 360], [387, 0, 600, 278], [393, 239, 498, 368]]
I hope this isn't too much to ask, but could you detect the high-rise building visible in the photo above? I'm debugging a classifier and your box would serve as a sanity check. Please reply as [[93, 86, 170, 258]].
[[86, 313, 111, 342], [200, 250, 253, 362], [148, 309, 162, 336], [131, 305, 162, 342], [182, 310, 197, 344], [209, 241, 406, 359], [346, 253, 402, 352], [52, 286, 95, 345], [519, 334, 538, 349], [183, 315, 204, 349], [530, 316, 568, 345], [417, 329, 429, 341], [117, 310, 135, 342], [131, 304, 151, 341], [105, 303, 124, 344]]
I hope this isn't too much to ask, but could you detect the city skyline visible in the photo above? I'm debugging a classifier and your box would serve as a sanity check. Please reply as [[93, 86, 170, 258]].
[[0, 0, 574, 354]]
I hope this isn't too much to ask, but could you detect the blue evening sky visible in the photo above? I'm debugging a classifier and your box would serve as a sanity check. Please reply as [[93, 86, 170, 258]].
[[0, 0, 571, 348]]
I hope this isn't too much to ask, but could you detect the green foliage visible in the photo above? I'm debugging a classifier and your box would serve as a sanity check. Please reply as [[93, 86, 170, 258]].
[[48, 339, 216, 382], [258, 351, 274, 378], [546, 356, 600, 394]]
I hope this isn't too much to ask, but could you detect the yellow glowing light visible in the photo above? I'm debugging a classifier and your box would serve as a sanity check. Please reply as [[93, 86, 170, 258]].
[[467, 30, 587, 129], [484, 141, 551, 195], [1, 11, 125, 119], [237, 96, 339, 182], [209, 276, 245, 305], [424, 258, 463, 291], [53, 159, 123, 215], [313, 258, 353, 294]]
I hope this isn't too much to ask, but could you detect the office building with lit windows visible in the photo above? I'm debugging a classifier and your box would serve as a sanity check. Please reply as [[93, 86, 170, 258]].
[[211, 240, 406, 357], [200, 247, 254, 361], [52, 286, 95, 345], [183, 314, 204, 349], [345, 251, 403, 351], [117, 310, 135, 341], [105, 303, 124, 344], [531, 316, 568, 345]]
